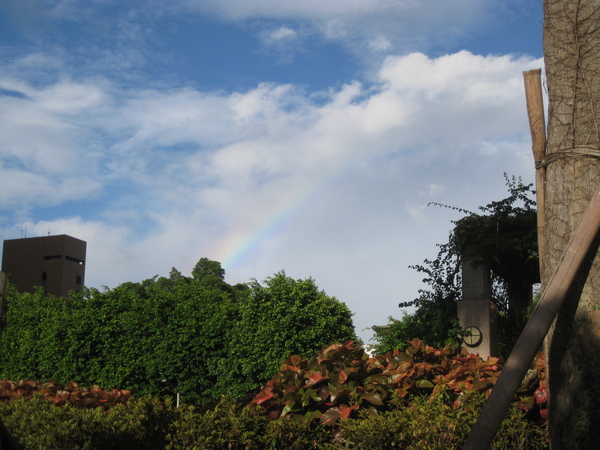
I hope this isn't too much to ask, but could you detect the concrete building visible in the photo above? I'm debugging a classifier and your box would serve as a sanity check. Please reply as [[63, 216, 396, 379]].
[[1, 235, 86, 297]]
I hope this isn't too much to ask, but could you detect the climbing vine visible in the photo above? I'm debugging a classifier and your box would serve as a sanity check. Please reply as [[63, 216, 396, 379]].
[[373, 175, 539, 356]]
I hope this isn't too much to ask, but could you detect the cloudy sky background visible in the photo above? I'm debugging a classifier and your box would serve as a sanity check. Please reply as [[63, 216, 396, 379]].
[[0, 0, 544, 341]]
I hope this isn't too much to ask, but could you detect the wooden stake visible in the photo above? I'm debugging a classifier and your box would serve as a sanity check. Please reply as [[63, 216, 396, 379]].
[[523, 69, 547, 280], [462, 186, 600, 449]]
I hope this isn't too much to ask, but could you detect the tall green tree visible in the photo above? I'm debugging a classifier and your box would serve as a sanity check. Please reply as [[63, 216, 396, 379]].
[[192, 258, 225, 282]]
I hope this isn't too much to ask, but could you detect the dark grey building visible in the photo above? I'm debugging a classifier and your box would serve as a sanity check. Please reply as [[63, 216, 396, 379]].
[[1, 234, 86, 297]]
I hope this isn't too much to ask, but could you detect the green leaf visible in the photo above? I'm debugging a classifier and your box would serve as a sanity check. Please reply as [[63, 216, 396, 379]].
[[415, 379, 434, 389], [362, 392, 384, 406], [281, 400, 297, 417], [320, 407, 340, 426]]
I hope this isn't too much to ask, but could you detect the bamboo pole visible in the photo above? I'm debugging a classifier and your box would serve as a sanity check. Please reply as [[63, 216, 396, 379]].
[[462, 186, 600, 449], [523, 69, 547, 280]]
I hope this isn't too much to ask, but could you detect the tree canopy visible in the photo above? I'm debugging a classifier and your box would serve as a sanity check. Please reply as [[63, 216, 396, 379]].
[[0, 261, 356, 405], [222, 272, 357, 398]]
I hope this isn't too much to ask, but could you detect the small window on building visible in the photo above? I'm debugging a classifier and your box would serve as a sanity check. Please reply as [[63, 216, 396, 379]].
[[42, 272, 47, 281], [66, 256, 84, 265], [76, 275, 82, 285]]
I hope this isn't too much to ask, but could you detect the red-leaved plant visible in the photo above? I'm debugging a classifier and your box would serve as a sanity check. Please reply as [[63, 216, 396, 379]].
[[250, 340, 544, 432], [0, 379, 131, 410]]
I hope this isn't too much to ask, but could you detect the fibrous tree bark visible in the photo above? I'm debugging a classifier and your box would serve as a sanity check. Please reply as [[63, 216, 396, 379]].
[[543, 0, 600, 447]]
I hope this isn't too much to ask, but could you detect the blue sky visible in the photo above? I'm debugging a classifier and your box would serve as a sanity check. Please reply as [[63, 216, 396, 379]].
[[1, 0, 544, 342]]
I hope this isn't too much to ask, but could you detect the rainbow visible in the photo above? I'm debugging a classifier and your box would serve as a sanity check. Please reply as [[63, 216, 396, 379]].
[[212, 167, 352, 271]]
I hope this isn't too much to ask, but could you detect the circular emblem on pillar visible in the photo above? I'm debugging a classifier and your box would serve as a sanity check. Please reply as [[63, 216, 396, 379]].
[[462, 326, 483, 347]]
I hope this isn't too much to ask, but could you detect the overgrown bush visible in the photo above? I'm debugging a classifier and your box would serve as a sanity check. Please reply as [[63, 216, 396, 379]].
[[0, 379, 131, 409], [251, 341, 513, 428], [0, 264, 356, 406], [263, 416, 332, 449], [166, 397, 332, 449], [0, 395, 177, 449], [249, 340, 547, 446], [166, 398, 269, 449], [340, 391, 547, 449], [220, 272, 357, 400], [0, 341, 548, 449]]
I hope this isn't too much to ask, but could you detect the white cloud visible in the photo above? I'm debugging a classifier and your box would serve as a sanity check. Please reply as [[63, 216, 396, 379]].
[[33, 80, 106, 114], [0, 168, 97, 210], [178, 0, 486, 57], [264, 26, 297, 44], [321, 18, 347, 40], [367, 36, 393, 52], [0, 78, 107, 211], [181, 0, 482, 23], [254, 24, 307, 63], [0, 49, 543, 341], [424, 183, 445, 197]]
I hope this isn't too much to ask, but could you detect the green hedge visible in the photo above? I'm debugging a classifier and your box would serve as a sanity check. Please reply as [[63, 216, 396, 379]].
[[0, 396, 177, 449], [0, 267, 356, 406], [167, 397, 332, 449], [0, 393, 547, 449], [340, 392, 547, 449]]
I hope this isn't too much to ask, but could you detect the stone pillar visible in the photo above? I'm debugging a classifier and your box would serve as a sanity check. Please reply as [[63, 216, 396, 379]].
[[457, 246, 497, 358]]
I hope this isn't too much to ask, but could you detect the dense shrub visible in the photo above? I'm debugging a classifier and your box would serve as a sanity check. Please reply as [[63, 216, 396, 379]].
[[0, 393, 546, 450], [0, 346, 548, 450], [251, 341, 509, 427], [166, 397, 332, 449], [340, 391, 547, 449], [263, 416, 332, 450], [166, 398, 269, 449], [220, 272, 357, 400], [249, 341, 547, 447], [0, 379, 131, 409], [152, 393, 548, 449], [0, 396, 177, 450], [0, 263, 355, 406], [0, 339, 548, 449], [0, 394, 333, 450]]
